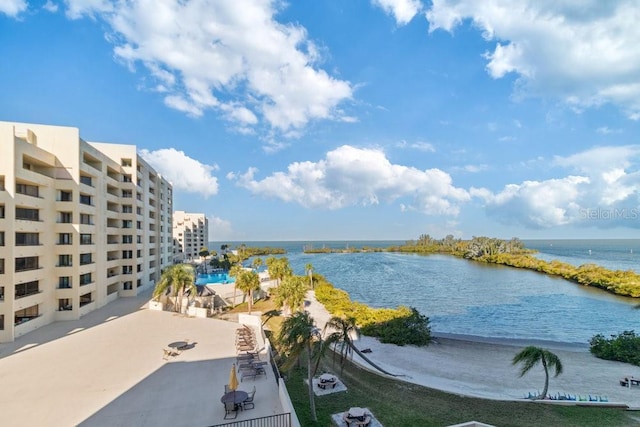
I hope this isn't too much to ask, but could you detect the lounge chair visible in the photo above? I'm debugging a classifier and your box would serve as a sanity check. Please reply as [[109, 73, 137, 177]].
[[223, 401, 237, 419], [243, 386, 256, 410]]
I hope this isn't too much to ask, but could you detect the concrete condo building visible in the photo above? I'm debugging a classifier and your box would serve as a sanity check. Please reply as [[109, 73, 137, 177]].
[[0, 121, 173, 342], [173, 211, 208, 262]]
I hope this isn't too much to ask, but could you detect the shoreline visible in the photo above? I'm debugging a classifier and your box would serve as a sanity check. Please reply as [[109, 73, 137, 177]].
[[305, 290, 640, 407]]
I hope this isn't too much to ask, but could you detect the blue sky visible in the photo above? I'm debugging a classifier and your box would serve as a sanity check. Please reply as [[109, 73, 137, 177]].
[[2, 1, 640, 241]]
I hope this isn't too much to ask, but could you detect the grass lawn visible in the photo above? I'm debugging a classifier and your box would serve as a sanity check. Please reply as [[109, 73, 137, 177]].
[[283, 356, 638, 427]]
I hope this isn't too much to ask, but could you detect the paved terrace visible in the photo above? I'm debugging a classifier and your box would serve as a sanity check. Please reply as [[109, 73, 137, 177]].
[[0, 291, 285, 426]]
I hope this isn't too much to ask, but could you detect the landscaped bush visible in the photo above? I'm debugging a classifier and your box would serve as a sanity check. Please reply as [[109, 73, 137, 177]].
[[589, 330, 640, 366], [314, 281, 431, 346]]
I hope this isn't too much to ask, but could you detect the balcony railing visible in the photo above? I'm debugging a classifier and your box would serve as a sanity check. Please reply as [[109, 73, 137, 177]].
[[210, 413, 291, 427]]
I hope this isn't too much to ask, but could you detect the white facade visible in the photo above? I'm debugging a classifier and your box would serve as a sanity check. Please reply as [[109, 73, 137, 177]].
[[172, 211, 208, 262], [0, 121, 173, 342]]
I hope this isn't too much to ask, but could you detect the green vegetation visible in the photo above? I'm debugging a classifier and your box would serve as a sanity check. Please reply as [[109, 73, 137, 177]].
[[512, 346, 564, 400], [314, 278, 431, 347], [234, 269, 260, 314], [590, 331, 640, 366], [390, 235, 640, 298], [284, 354, 634, 427], [152, 264, 196, 313]]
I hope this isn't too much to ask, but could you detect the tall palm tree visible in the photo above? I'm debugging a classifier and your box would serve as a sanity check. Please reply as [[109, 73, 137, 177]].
[[322, 315, 403, 378], [152, 264, 196, 313], [512, 346, 563, 399], [235, 270, 260, 314], [273, 275, 307, 316], [305, 263, 314, 289], [252, 257, 263, 271], [278, 311, 321, 422], [266, 256, 292, 286], [228, 264, 243, 308]]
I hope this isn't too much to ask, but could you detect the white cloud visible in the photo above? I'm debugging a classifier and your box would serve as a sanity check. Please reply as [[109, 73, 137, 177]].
[[475, 145, 640, 228], [64, 0, 353, 135], [372, 0, 423, 25], [139, 148, 219, 198], [426, 1, 640, 120], [43, 1, 58, 13], [0, 0, 27, 17], [208, 215, 233, 241], [229, 145, 470, 215], [596, 126, 622, 135], [396, 140, 436, 152]]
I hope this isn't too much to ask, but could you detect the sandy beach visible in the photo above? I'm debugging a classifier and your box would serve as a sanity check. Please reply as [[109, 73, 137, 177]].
[[305, 291, 640, 409]]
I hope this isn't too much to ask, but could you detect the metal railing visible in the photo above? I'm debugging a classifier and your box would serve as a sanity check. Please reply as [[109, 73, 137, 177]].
[[210, 412, 291, 427]]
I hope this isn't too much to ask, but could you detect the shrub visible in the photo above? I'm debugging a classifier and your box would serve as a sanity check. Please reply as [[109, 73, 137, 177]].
[[589, 330, 640, 366]]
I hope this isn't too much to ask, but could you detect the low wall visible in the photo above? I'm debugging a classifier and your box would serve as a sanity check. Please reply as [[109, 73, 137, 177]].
[[278, 378, 301, 427]]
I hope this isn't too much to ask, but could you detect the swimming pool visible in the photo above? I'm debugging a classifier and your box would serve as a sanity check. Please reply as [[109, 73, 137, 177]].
[[195, 272, 235, 285]]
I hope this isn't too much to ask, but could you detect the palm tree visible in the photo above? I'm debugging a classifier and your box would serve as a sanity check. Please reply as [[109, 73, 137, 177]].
[[278, 311, 321, 422], [273, 275, 307, 316], [266, 256, 292, 286], [321, 315, 403, 378], [228, 264, 244, 308], [512, 346, 563, 399], [305, 263, 314, 289], [252, 257, 263, 271], [235, 270, 261, 314], [152, 264, 196, 313]]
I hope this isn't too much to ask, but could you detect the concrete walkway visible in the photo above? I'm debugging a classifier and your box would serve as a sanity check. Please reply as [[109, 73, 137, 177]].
[[0, 291, 283, 426]]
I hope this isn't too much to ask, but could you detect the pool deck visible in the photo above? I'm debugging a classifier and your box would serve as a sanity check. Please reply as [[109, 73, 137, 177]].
[[0, 291, 284, 426]]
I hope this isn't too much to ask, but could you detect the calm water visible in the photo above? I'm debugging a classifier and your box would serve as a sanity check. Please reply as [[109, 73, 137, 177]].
[[212, 239, 640, 344]]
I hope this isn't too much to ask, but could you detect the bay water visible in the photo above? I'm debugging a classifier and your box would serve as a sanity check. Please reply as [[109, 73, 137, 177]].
[[212, 239, 640, 345]]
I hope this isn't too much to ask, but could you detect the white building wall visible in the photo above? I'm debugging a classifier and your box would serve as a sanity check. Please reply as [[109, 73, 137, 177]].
[[172, 211, 209, 262], [0, 121, 173, 342]]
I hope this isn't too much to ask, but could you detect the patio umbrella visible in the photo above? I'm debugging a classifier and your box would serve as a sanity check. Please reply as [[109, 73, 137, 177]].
[[229, 364, 239, 392]]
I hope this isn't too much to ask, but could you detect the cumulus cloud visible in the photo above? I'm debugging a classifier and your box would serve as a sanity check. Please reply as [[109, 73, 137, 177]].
[[43, 1, 58, 13], [64, 0, 352, 135], [228, 145, 470, 215], [372, 0, 423, 25], [426, 0, 640, 119], [1, 0, 27, 17], [475, 145, 640, 228], [208, 215, 233, 241], [139, 148, 219, 198]]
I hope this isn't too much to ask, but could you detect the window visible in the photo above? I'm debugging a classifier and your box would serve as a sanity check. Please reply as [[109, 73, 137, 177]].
[[16, 183, 39, 197], [80, 214, 92, 225], [0, 176, 4, 191], [122, 205, 133, 214], [122, 190, 132, 198], [0, 314, 3, 330], [0, 231, 3, 246], [122, 250, 133, 259], [79, 194, 92, 205], [137, 221, 142, 230], [58, 233, 72, 245], [123, 281, 133, 290], [15, 304, 39, 325], [80, 175, 93, 186], [16, 207, 39, 221], [59, 299, 72, 311], [58, 255, 72, 267], [0, 258, 4, 274], [80, 293, 92, 307], [16, 256, 38, 272], [58, 277, 71, 289], [137, 235, 142, 244], [58, 211, 72, 223], [58, 190, 72, 202], [122, 235, 133, 244], [122, 266, 132, 275], [136, 250, 142, 257], [15, 232, 38, 246], [136, 207, 142, 215], [79, 253, 93, 265], [123, 174, 132, 183], [79, 273, 92, 286], [0, 286, 4, 300], [121, 158, 132, 167], [80, 234, 92, 245], [122, 220, 132, 229], [15, 280, 39, 298], [0, 204, 4, 218]]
